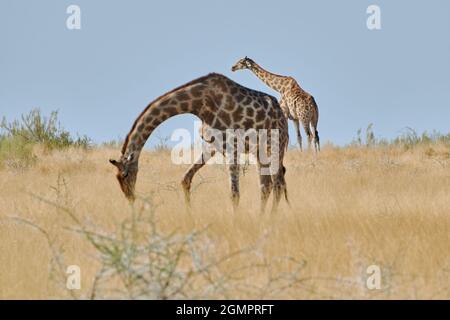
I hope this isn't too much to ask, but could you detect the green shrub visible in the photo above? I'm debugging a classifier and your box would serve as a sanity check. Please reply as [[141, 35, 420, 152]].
[[0, 135, 36, 169], [351, 123, 376, 147], [352, 124, 449, 149], [101, 138, 123, 149], [392, 128, 450, 149], [152, 133, 171, 153], [1, 108, 91, 151]]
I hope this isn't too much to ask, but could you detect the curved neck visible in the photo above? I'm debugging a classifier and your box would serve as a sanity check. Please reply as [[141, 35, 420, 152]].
[[249, 62, 291, 93], [121, 80, 208, 159]]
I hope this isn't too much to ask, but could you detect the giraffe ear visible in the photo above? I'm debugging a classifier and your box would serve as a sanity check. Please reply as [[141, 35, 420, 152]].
[[109, 159, 120, 167]]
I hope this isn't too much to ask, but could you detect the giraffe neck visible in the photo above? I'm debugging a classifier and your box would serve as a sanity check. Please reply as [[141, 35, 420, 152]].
[[249, 62, 291, 94], [121, 78, 208, 160]]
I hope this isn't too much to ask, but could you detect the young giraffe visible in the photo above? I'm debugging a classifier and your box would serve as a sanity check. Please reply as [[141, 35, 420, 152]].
[[109, 73, 289, 213], [232, 57, 320, 152]]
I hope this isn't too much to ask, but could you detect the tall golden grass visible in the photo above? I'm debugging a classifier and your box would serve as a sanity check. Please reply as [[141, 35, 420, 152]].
[[0, 143, 449, 299]]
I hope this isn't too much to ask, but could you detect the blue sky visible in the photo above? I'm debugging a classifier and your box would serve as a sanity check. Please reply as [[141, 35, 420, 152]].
[[1, 0, 449, 147]]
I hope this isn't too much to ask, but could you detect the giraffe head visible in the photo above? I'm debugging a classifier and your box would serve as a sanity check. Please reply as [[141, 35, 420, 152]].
[[109, 152, 138, 201], [231, 56, 255, 72]]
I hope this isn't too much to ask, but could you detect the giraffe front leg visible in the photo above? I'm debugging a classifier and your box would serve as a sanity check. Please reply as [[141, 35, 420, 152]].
[[228, 164, 240, 212], [257, 161, 273, 214], [293, 119, 302, 151], [181, 150, 215, 206], [301, 119, 313, 151]]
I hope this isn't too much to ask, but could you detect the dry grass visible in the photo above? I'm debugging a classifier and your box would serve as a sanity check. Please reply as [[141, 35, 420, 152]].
[[0, 143, 449, 299]]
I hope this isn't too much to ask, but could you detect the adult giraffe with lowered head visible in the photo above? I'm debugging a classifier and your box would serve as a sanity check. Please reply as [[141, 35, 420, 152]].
[[232, 57, 320, 152], [109, 73, 289, 213]]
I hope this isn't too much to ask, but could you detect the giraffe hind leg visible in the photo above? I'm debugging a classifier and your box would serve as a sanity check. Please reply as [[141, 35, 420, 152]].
[[271, 166, 287, 214], [258, 164, 273, 214], [310, 122, 320, 153], [301, 120, 313, 151], [314, 129, 320, 152], [293, 119, 302, 151], [228, 164, 240, 212]]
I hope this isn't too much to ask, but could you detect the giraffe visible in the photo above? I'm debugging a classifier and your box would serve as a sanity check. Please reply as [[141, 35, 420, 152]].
[[109, 73, 289, 213], [232, 57, 320, 152]]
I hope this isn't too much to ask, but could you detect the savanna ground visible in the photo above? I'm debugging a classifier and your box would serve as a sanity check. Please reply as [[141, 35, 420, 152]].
[[0, 111, 449, 299]]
